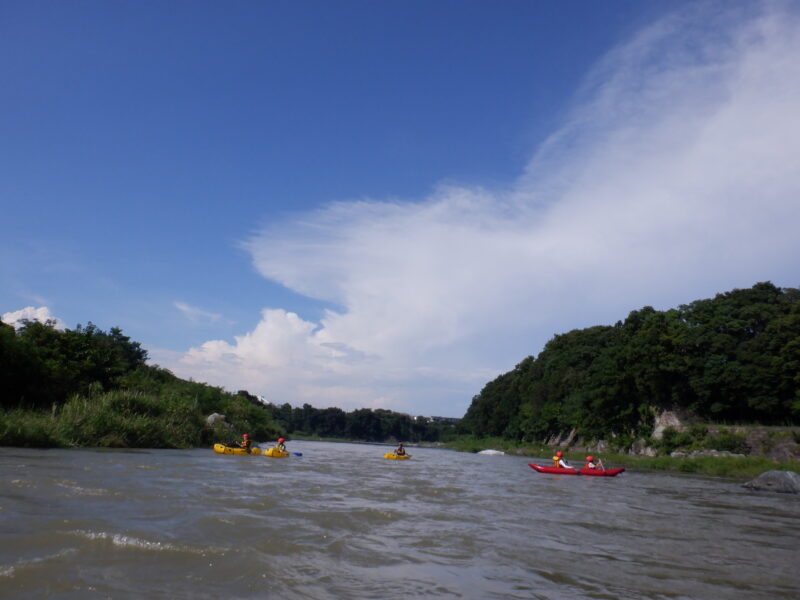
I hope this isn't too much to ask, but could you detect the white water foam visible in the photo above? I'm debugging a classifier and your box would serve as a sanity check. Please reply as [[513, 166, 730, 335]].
[[66, 530, 220, 556], [0, 548, 78, 578]]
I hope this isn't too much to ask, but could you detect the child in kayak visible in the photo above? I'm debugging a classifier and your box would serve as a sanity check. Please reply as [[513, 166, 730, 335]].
[[585, 455, 604, 469], [394, 443, 406, 456], [552, 451, 572, 469], [238, 433, 253, 454], [275, 437, 287, 452]]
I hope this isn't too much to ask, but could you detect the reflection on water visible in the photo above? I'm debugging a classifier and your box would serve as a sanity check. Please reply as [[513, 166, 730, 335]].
[[0, 442, 798, 599]]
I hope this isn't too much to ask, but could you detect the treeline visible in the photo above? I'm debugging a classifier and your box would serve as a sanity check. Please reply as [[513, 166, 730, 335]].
[[0, 319, 280, 447], [245, 395, 456, 443], [458, 282, 800, 446]]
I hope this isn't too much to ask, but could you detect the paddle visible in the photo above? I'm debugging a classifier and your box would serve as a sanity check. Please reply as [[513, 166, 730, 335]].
[[292, 452, 303, 457]]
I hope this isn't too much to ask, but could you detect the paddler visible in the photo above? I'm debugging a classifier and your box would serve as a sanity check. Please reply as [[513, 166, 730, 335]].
[[585, 455, 604, 469], [552, 451, 572, 469], [275, 437, 287, 453], [238, 433, 253, 454], [394, 443, 406, 456]]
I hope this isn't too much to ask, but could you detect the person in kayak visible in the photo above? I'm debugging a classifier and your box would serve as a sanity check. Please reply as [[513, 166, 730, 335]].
[[238, 433, 253, 454], [585, 455, 605, 469], [275, 437, 287, 452], [394, 443, 406, 456], [552, 451, 573, 469]]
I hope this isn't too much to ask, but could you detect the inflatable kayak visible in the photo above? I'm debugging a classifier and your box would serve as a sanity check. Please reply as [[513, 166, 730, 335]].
[[528, 464, 625, 477], [384, 452, 410, 460], [264, 447, 290, 458], [214, 443, 262, 456]]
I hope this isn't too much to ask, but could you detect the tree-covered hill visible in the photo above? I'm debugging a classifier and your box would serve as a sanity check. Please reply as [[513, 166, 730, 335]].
[[0, 319, 280, 447], [458, 282, 800, 447]]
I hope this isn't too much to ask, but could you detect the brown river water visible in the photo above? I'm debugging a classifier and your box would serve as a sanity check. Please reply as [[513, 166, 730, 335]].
[[1, 441, 798, 599]]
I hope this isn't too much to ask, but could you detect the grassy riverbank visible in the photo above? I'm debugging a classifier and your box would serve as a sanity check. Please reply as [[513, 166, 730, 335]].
[[443, 436, 800, 480], [0, 386, 279, 449]]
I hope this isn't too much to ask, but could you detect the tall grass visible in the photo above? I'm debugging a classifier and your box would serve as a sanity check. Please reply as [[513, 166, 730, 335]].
[[0, 388, 280, 449]]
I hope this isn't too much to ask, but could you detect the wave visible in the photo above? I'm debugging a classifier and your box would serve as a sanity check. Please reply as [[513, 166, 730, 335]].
[[64, 529, 220, 556], [0, 548, 77, 579]]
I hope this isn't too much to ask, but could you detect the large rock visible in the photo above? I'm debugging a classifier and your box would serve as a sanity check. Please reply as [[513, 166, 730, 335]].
[[652, 410, 685, 440], [206, 413, 229, 427], [742, 470, 800, 494]]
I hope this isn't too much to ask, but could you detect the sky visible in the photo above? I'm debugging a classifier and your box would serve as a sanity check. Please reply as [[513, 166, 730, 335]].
[[2, 0, 799, 418]]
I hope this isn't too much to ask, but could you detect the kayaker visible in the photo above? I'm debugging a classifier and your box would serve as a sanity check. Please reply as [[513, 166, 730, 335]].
[[394, 443, 406, 456], [585, 455, 604, 469], [238, 433, 252, 454], [275, 437, 287, 452], [552, 451, 572, 469]]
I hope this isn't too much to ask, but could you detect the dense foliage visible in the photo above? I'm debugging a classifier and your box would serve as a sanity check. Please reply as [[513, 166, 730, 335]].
[[1, 319, 148, 409], [0, 319, 280, 447], [458, 283, 800, 445], [252, 395, 456, 443]]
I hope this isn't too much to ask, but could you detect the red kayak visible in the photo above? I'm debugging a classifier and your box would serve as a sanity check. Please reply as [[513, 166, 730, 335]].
[[528, 464, 625, 477]]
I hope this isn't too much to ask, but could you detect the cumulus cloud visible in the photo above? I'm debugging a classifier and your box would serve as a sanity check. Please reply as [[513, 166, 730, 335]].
[[171, 2, 800, 416], [1, 306, 66, 330]]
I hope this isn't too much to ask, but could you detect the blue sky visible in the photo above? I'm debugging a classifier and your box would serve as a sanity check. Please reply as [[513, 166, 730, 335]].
[[2, 1, 799, 418]]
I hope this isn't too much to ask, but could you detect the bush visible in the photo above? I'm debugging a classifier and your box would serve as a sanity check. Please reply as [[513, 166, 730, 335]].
[[0, 409, 61, 447], [707, 430, 749, 453]]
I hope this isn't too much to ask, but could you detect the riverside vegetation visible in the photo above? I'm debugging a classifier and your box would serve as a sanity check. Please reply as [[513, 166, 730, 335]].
[[0, 319, 280, 447], [2, 282, 798, 479], [0, 319, 450, 448], [455, 282, 800, 477]]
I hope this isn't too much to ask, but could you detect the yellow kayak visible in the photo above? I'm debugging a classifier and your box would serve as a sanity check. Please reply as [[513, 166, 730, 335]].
[[213, 443, 262, 456], [264, 447, 290, 458], [384, 452, 411, 460]]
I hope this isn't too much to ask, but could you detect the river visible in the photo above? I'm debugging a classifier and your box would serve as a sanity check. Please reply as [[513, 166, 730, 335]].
[[1, 441, 797, 599]]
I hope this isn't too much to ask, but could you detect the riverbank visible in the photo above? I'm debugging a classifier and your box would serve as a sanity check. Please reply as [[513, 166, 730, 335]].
[[0, 387, 278, 449], [443, 436, 800, 480]]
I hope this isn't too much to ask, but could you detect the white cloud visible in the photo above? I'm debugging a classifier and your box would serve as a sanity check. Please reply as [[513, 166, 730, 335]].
[[1, 306, 66, 330], [167, 2, 800, 417], [174, 301, 223, 324]]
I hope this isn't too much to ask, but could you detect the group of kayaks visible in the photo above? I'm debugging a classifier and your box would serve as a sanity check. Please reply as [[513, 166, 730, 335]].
[[214, 443, 624, 475], [214, 443, 410, 460]]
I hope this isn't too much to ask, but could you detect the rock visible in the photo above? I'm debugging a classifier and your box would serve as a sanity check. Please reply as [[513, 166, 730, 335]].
[[630, 439, 657, 457], [652, 410, 686, 440], [670, 449, 745, 458], [206, 413, 229, 427], [765, 438, 800, 462], [690, 449, 746, 458], [742, 470, 800, 494], [562, 428, 578, 447]]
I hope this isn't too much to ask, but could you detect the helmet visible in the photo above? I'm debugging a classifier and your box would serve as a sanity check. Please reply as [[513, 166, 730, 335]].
[[243, 433, 249, 439], [556, 451, 563, 457], [278, 438, 285, 443], [586, 456, 594, 462]]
